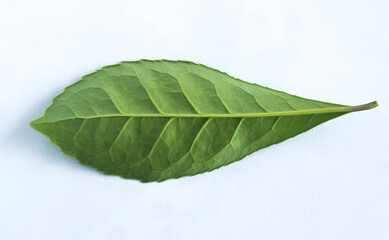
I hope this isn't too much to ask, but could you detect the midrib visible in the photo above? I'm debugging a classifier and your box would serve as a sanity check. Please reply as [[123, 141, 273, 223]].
[[32, 102, 377, 124]]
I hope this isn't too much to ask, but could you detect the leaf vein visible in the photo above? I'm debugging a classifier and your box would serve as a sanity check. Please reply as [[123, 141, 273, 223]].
[[130, 67, 165, 114], [108, 117, 132, 162]]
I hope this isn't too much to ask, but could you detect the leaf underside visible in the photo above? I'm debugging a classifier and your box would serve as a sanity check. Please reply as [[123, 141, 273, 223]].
[[30, 60, 377, 182]]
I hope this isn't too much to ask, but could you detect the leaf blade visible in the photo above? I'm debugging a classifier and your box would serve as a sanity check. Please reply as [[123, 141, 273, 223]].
[[30, 60, 377, 182]]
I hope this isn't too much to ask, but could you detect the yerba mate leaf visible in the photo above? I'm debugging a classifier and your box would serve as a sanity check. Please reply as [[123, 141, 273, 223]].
[[30, 60, 378, 182]]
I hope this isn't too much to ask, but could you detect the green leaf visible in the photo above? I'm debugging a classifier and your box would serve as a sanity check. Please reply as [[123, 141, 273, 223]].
[[30, 60, 378, 182]]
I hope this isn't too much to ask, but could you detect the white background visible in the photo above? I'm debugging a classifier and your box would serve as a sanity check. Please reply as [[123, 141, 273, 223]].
[[1, 0, 388, 239]]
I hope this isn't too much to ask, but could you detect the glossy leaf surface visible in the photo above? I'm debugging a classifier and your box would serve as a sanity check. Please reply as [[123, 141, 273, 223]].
[[30, 60, 377, 182]]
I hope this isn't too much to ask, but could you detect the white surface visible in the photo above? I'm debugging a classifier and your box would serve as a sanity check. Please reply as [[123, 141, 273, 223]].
[[1, 0, 388, 239]]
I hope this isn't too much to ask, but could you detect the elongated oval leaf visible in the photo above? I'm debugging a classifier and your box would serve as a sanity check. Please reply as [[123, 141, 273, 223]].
[[30, 60, 377, 182]]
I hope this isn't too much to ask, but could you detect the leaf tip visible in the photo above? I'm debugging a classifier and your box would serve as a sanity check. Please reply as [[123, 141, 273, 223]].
[[29, 117, 43, 131]]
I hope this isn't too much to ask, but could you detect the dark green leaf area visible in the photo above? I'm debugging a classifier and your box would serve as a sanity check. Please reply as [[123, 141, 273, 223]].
[[32, 113, 344, 182]]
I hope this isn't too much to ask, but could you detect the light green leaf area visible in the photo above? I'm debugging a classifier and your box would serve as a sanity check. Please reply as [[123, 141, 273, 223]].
[[30, 60, 377, 182]]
